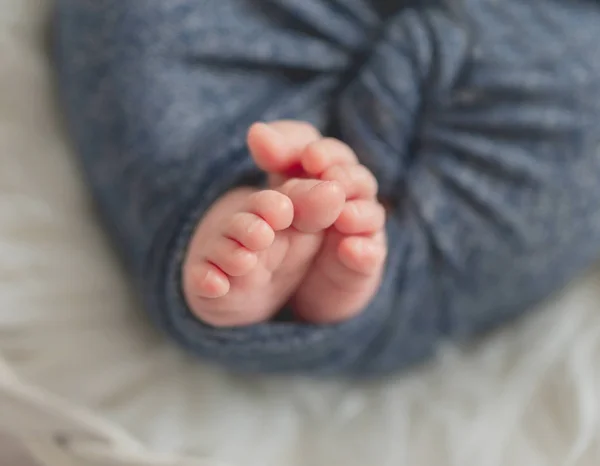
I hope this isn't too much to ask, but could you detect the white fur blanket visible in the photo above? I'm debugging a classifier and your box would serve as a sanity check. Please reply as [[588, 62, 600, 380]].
[[1, 1, 600, 465]]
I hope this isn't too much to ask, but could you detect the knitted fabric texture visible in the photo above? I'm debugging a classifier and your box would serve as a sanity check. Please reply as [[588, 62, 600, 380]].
[[54, 0, 600, 376]]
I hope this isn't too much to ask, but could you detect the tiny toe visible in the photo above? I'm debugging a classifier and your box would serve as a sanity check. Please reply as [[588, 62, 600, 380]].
[[335, 200, 386, 235], [338, 234, 387, 275], [225, 212, 275, 251], [321, 164, 379, 200], [185, 261, 231, 300], [301, 138, 358, 175], [279, 178, 345, 233], [268, 121, 322, 150], [248, 121, 321, 176], [247, 123, 288, 173], [207, 237, 257, 277], [247, 190, 293, 231]]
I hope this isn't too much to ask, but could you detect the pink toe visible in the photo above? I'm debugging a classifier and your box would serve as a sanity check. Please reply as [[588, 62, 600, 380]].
[[247, 190, 294, 231], [338, 235, 386, 275], [321, 164, 378, 200], [207, 238, 258, 277], [280, 179, 346, 233], [247, 123, 288, 172], [224, 212, 275, 251], [301, 138, 358, 175], [186, 262, 230, 300], [335, 200, 386, 235]]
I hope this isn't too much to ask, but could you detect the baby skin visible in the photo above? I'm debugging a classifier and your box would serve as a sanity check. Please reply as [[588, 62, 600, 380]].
[[182, 121, 387, 327]]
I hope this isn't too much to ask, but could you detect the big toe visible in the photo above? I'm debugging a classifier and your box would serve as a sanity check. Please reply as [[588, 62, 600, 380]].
[[279, 179, 345, 233], [247, 121, 321, 174]]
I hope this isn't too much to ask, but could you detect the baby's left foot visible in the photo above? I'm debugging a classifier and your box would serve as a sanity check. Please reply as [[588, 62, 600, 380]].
[[248, 122, 388, 324]]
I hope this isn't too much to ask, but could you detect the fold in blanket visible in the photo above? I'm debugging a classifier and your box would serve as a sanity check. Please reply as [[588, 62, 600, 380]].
[[53, 0, 600, 376]]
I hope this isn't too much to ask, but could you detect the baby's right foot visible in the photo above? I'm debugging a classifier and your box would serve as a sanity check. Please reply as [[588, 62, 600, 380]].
[[182, 179, 345, 327], [248, 122, 388, 324], [294, 143, 388, 323]]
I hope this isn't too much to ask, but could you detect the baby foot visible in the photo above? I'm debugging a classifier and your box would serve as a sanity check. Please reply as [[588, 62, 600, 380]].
[[182, 175, 345, 327], [248, 122, 388, 324], [294, 138, 388, 323]]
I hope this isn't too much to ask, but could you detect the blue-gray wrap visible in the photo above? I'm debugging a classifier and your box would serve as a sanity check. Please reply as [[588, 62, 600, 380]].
[[54, 0, 600, 376]]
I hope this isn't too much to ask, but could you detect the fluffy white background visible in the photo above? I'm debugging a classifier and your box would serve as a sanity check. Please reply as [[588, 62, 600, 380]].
[[1, 1, 600, 465]]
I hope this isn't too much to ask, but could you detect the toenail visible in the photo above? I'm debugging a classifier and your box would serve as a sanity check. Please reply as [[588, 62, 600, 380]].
[[201, 267, 217, 286], [363, 241, 377, 255], [269, 193, 290, 211], [348, 202, 360, 217], [321, 180, 342, 192], [262, 123, 285, 141], [247, 217, 264, 234], [235, 247, 254, 262], [354, 239, 366, 254]]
